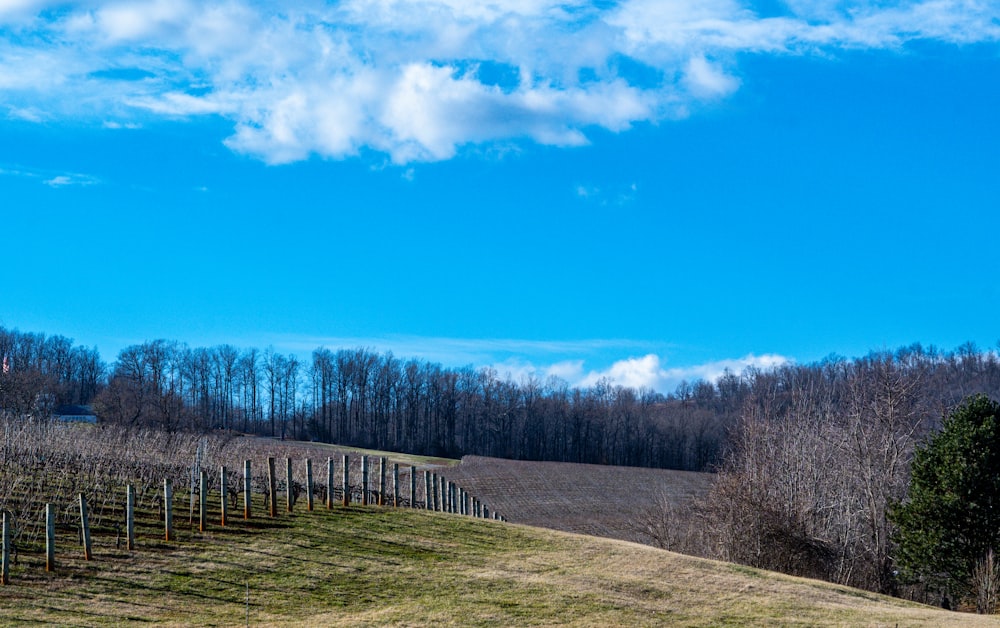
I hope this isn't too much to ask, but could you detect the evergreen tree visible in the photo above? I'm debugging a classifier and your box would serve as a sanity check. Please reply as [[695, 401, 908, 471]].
[[891, 394, 1000, 608]]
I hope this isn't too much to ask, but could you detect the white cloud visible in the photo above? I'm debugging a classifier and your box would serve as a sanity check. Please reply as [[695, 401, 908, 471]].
[[574, 181, 638, 205], [1, 1, 997, 164], [266, 331, 789, 394], [7, 105, 46, 121], [42, 171, 100, 187], [44, 175, 73, 186], [573, 352, 791, 393], [683, 55, 740, 98], [1, 164, 100, 186]]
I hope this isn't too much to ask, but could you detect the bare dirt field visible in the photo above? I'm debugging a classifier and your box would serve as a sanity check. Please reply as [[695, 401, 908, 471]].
[[442, 455, 714, 543]]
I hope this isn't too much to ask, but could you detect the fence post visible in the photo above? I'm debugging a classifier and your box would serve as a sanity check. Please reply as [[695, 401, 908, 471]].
[[45, 503, 55, 571], [409, 466, 416, 508], [361, 456, 369, 506], [326, 458, 334, 509], [267, 457, 277, 517], [199, 472, 207, 532], [285, 458, 294, 513], [127, 485, 136, 549], [1, 511, 8, 585], [424, 471, 431, 510], [342, 455, 350, 507], [439, 476, 447, 513], [164, 479, 174, 541], [220, 466, 228, 527], [392, 463, 399, 508], [79, 494, 92, 560], [306, 459, 314, 511], [378, 457, 386, 506], [243, 460, 252, 520]]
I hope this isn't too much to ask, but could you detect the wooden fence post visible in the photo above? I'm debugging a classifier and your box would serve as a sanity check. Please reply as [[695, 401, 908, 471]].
[[199, 472, 207, 532], [127, 485, 136, 550], [306, 459, 314, 511], [361, 456, 369, 506], [220, 466, 228, 527], [79, 494, 92, 560], [326, 458, 334, 509], [484, 506, 490, 519], [243, 461, 252, 520], [342, 455, 350, 507], [164, 479, 174, 541], [285, 458, 294, 513], [424, 471, 431, 510], [439, 476, 447, 513], [409, 466, 416, 508], [45, 503, 55, 571], [267, 457, 277, 517], [1, 511, 8, 585], [392, 463, 399, 507], [378, 457, 386, 506]]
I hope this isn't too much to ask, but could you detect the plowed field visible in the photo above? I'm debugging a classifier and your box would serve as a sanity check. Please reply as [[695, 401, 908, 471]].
[[443, 455, 713, 543]]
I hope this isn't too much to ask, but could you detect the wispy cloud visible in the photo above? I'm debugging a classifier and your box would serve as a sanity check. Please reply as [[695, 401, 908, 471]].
[[271, 333, 655, 366], [257, 332, 787, 394], [575, 181, 638, 205], [43, 173, 99, 187], [1, 163, 100, 186], [1, 1, 996, 164]]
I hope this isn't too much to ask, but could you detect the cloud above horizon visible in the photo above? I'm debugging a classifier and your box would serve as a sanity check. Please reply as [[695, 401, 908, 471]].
[[262, 331, 789, 394], [2, 1, 997, 164], [494, 352, 791, 393]]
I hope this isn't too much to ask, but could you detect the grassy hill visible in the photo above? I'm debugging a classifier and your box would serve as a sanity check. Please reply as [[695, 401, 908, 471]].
[[2, 502, 995, 627]]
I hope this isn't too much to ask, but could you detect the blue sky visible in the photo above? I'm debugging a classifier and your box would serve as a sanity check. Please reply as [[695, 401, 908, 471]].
[[2, 0, 999, 393]]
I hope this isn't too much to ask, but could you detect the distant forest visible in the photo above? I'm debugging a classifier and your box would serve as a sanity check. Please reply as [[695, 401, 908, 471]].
[[2, 325, 999, 473]]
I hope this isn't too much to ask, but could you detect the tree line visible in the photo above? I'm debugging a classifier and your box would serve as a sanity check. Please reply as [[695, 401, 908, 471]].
[[665, 343, 1000, 608], [4, 325, 1000, 480], [0, 327, 102, 417], [0, 326, 728, 470]]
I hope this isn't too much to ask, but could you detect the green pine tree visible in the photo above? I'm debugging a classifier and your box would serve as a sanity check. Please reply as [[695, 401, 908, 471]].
[[891, 394, 1000, 609]]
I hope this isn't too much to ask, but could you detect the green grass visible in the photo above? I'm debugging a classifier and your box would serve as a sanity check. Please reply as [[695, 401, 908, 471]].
[[2, 499, 998, 627]]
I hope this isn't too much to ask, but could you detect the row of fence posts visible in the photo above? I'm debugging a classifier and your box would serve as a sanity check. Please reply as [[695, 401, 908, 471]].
[[0, 453, 502, 584]]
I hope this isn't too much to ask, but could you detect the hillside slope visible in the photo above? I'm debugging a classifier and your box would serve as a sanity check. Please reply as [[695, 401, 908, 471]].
[[1, 505, 994, 627], [444, 455, 713, 543]]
